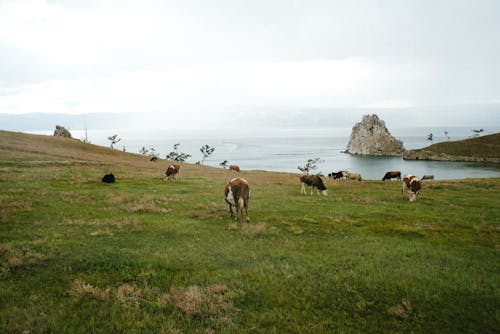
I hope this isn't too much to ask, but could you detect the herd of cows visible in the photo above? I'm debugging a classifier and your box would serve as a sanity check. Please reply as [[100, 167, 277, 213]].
[[101, 163, 435, 222], [156, 163, 435, 223]]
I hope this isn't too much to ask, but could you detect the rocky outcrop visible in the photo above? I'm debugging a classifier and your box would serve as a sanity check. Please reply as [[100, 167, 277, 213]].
[[53, 125, 72, 138], [403, 149, 500, 163], [345, 114, 404, 156]]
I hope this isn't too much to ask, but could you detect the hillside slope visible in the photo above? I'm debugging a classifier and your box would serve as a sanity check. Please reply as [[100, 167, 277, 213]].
[[0, 130, 499, 333], [403, 132, 500, 162]]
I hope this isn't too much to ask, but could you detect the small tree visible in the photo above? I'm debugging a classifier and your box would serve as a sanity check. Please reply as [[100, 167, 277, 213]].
[[298, 158, 322, 174], [471, 129, 484, 137], [200, 144, 215, 165], [139, 146, 149, 155], [166, 143, 191, 162], [149, 147, 159, 159], [426, 133, 433, 144], [219, 160, 228, 169], [444, 131, 450, 141], [108, 134, 121, 149]]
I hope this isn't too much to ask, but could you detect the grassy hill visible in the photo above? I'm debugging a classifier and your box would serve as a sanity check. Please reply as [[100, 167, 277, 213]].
[[0, 130, 499, 333], [404, 132, 500, 162]]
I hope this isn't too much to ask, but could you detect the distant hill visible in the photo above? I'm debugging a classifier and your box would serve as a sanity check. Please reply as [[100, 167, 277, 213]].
[[403, 132, 500, 162]]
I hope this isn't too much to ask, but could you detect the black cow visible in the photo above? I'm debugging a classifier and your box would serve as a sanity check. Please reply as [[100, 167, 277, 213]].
[[101, 173, 115, 183]]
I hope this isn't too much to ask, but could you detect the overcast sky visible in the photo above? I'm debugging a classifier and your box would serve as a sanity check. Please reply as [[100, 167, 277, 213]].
[[0, 0, 499, 128]]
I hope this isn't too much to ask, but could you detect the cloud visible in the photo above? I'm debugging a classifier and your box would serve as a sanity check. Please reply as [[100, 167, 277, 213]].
[[0, 0, 499, 127]]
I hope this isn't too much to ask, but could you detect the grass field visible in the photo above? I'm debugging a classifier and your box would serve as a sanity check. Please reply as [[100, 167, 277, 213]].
[[0, 130, 499, 333]]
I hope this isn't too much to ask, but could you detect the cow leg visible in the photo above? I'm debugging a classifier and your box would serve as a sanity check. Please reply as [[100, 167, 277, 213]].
[[243, 199, 249, 223], [310, 186, 313, 195], [300, 182, 306, 195], [228, 204, 234, 218]]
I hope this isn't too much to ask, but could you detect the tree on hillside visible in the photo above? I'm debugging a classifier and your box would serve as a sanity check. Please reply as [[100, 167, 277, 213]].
[[444, 131, 450, 141], [219, 160, 228, 169], [149, 147, 159, 159], [139, 146, 149, 155], [166, 143, 191, 162], [298, 158, 322, 174], [200, 144, 215, 165], [108, 134, 121, 149], [427, 133, 433, 144], [471, 129, 484, 137]]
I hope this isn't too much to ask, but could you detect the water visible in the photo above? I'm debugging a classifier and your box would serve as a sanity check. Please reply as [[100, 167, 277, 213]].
[[30, 127, 500, 180]]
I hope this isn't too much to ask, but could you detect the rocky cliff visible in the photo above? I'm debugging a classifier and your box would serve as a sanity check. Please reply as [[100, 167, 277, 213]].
[[345, 114, 404, 156]]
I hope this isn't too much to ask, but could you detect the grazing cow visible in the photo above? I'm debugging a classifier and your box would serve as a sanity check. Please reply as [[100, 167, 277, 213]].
[[422, 175, 434, 181], [328, 171, 347, 180], [382, 170, 401, 181], [345, 172, 363, 181], [164, 164, 181, 181], [150, 156, 158, 162], [101, 173, 115, 183], [402, 174, 421, 202], [229, 165, 240, 172], [300, 175, 328, 196], [224, 178, 250, 222]]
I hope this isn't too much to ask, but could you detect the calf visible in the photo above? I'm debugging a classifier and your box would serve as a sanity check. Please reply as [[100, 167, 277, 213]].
[[164, 164, 181, 181], [382, 171, 401, 181], [402, 174, 421, 202], [229, 165, 240, 172], [346, 172, 362, 181], [300, 175, 328, 196], [224, 178, 250, 222], [422, 175, 434, 181], [101, 173, 115, 183]]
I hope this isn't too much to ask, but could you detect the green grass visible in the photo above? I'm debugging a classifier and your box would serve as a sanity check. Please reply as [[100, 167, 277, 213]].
[[0, 131, 499, 333]]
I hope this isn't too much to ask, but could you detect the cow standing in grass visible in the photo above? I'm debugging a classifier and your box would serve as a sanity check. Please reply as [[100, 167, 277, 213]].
[[402, 174, 421, 202], [300, 175, 328, 196], [225, 178, 250, 222], [346, 172, 363, 181], [165, 164, 181, 181], [382, 171, 401, 181], [229, 165, 240, 172]]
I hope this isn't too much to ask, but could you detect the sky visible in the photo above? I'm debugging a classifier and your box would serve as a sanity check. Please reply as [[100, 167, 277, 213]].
[[0, 0, 499, 129]]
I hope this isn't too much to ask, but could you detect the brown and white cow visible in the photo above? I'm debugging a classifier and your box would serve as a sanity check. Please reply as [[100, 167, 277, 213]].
[[224, 178, 250, 222], [422, 175, 434, 181], [346, 172, 363, 181], [164, 164, 181, 181], [300, 175, 328, 196], [382, 170, 401, 181], [229, 165, 240, 172], [402, 174, 421, 202]]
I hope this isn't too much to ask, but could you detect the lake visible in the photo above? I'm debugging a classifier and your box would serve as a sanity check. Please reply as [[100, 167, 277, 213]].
[[30, 127, 500, 180]]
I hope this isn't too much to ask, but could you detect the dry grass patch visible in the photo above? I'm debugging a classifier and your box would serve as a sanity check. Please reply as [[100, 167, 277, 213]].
[[387, 299, 413, 319], [241, 223, 268, 236], [169, 284, 235, 318], [89, 229, 114, 237], [69, 279, 110, 301], [0, 243, 51, 276]]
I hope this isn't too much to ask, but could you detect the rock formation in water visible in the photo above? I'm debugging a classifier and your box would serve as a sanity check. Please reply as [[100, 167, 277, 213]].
[[345, 114, 404, 156], [53, 125, 72, 138]]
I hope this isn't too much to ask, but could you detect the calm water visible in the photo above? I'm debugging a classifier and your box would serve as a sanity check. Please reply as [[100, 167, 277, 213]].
[[31, 127, 500, 180]]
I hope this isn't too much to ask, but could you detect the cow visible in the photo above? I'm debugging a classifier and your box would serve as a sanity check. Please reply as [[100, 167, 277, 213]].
[[229, 165, 240, 172], [422, 175, 435, 181], [328, 171, 347, 180], [402, 174, 421, 202], [345, 172, 363, 181], [300, 175, 328, 196], [165, 164, 181, 181], [224, 178, 250, 222], [382, 171, 401, 181], [101, 173, 115, 183], [150, 156, 158, 162]]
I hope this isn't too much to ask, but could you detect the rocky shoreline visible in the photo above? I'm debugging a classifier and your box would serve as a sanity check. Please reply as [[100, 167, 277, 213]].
[[403, 149, 500, 163]]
